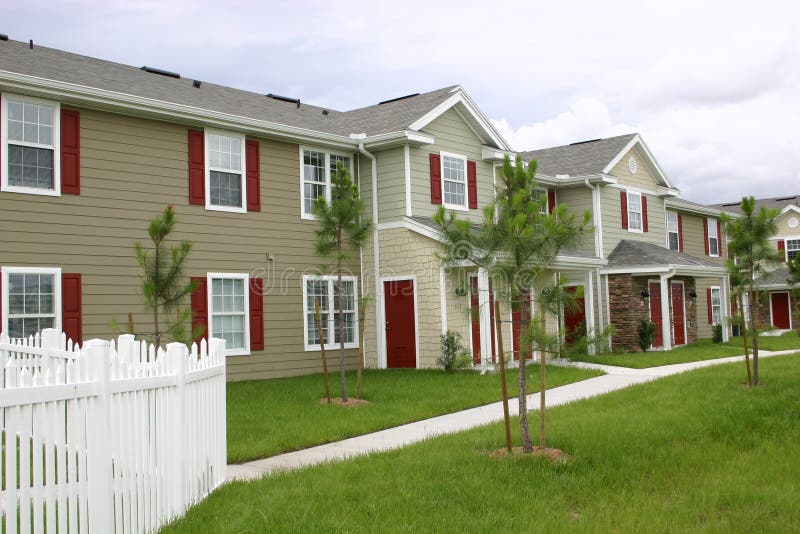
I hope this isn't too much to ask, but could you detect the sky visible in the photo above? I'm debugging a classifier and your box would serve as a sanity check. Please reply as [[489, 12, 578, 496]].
[[3, 0, 799, 204]]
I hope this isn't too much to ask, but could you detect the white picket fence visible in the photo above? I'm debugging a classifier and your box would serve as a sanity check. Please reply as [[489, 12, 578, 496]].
[[1, 329, 227, 534]]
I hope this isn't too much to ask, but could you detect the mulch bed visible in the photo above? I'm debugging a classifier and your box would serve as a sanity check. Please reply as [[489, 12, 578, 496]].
[[487, 446, 572, 464], [319, 397, 370, 406]]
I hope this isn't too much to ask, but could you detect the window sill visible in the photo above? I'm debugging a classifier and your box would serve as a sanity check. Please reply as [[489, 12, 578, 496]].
[[224, 349, 251, 357], [443, 203, 469, 212], [205, 204, 247, 214], [305, 342, 359, 352], [1, 184, 61, 197], [627, 227, 643, 234], [301, 212, 318, 221]]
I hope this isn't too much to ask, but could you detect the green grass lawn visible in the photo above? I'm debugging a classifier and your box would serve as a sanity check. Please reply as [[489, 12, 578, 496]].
[[166, 354, 800, 533], [572, 338, 744, 368], [727, 331, 800, 351], [227, 366, 602, 463]]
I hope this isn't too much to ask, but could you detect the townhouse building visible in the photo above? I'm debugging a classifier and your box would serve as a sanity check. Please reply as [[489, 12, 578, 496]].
[[0, 38, 738, 380]]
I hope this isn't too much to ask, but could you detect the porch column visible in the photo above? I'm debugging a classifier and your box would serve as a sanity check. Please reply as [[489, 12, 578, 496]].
[[477, 267, 491, 368], [584, 270, 596, 355], [721, 275, 730, 342], [439, 267, 448, 335], [660, 274, 672, 350]]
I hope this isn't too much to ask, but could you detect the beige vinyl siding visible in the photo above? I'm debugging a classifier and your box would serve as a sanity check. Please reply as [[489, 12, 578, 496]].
[[610, 147, 661, 191], [374, 146, 406, 223], [600, 185, 666, 255], [555, 186, 596, 256], [410, 108, 493, 222], [0, 107, 360, 381], [678, 212, 725, 265], [694, 278, 726, 340], [774, 211, 800, 237]]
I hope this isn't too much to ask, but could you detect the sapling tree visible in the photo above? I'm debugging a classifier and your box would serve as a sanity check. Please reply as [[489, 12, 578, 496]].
[[434, 155, 589, 452], [312, 164, 372, 402], [787, 255, 800, 335], [134, 205, 198, 347]]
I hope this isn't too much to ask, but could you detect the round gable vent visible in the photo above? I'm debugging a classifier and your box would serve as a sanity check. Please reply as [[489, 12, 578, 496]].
[[628, 156, 638, 174], [789, 217, 798, 229]]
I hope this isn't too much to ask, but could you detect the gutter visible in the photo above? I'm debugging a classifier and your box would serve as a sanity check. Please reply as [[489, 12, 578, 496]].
[[358, 142, 384, 368]]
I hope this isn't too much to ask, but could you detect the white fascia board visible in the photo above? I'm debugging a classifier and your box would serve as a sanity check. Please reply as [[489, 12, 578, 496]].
[[0, 69, 359, 150], [664, 199, 733, 218], [600, 266, 671, 275], [552, 255, 607, 269], [602, 134, 675, 189], [778, 204, 800, 217], [360, 130, 434, 150], [481, 145, 517, 161], [600, 265, 727, 276]]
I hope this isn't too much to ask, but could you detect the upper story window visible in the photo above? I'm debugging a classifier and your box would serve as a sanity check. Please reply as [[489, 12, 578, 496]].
[[786, 239, 800, 261], [208, 273, 250, 356], [627, 191, 643, 232], [206, 130, 246, 213], [666, 211, 680, 251], [1, 94, 61, 196], [707, 219, 719, 256], [1, 267, 61, 339], [303, 275, 358, 350], [441, 152, 467, 210], [301, 148, 351, 220]]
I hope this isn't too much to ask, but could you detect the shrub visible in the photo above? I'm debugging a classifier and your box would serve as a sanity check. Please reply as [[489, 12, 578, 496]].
[[637, 319, 657, 352], [712, 323, 723, 343], [438, 331, 471, 372]]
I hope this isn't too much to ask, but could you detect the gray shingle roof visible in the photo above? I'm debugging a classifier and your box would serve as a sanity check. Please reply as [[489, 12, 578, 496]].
[[0, 39, 458, 137], [755, 266, 794, 287], [707, 195, 800, 215], [607, 240, 722, 269], [520, 134, 637, 176]]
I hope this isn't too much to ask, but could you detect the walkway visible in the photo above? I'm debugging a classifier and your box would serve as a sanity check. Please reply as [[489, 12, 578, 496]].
[[226, 349, 796, 482]]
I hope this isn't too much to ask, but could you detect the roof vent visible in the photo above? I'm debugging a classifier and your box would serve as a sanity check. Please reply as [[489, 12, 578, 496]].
[[192, 80, 202, 88], [379, 93, 420, 105], [776, 196, 797, 201], [721, 202, 740, 207], [29, 39, 33, 49], [569, 138, 602, 146], [322, 109, 329, 116], [266, 93, 301, 108], [0, 34, 8, 41], [140, 66, 181, 79]]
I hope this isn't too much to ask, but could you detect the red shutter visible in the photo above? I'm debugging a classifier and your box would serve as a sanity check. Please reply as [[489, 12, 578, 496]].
[[191, 276, 208, 343], [641, 195, 648, 232], [717, 219, 723, 257], [429, 153, 442, 205], [548, 190, 556, 214], [188, 129, 205, 205], [703, 218, 709, 255], [620, 191, 628, 229], [61, 273, 82, 345], [466, 160, 478, 209], [245, 139, 261, 212], [707, 288, 713, 324], [778, 239, 786, 261], [677, 214, 684, 252], [249, 277, 264, 351], [60, 109, 80, 195]]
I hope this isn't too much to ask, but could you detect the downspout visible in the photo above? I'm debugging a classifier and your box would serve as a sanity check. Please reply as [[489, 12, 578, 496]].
[[660, 267, 677, 350], [584, 178, 605, 339], [359, 142, 384, 367]]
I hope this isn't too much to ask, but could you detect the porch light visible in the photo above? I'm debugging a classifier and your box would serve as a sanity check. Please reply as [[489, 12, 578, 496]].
[[689, 289, 698, 302], [640, 289, 650, 299]]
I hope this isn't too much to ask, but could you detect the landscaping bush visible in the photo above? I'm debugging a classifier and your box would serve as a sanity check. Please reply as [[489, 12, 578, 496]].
[[637, 319, 657, 352], [437, 330, 471, 371], [712, 323, 723, 343]]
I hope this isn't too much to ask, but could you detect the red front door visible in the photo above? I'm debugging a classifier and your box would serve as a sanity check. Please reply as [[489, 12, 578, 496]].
[[384, 280, 417, 368], [771, 292, 791, 329], [563, 286, 585, 346], [469, 277, 497, 365], [671, 283, 686, 346], [649, 282, 663, 348]]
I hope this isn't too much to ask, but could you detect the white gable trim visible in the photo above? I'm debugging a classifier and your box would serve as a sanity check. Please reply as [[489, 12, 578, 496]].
[[602, 134, 675, 190], [407, 90, 512, 151], [778, 204, 800, 217]]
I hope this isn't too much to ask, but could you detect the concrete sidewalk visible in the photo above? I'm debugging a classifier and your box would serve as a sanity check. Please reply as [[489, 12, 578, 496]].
[[226, 349, 796, 482]]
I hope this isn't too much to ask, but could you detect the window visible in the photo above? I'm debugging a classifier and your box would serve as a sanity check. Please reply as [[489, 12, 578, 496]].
[[627, 191, 642, 231], [710, 286, 721, 325], [666, 211, 680, 251], [1, 267, 61, 339], [786, 239, 800, 261], [206, 130, 246, 212], [208, 273, 250, 356], [303, 275, 359, 350], [1, 94, 60, 196], [301, 148, 351, 219], [532, 188, 548, 215], [441, 152, 467, 210], [707, 219, 719, 256]]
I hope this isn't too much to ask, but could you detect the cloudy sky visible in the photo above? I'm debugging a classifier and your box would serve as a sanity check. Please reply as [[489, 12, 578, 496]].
[[3, 0, 799, 204]]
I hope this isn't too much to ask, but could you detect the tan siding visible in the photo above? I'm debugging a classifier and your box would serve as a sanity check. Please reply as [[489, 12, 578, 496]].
[[600, 185, 666, 254], [555, 186, 595, 255], [678, 212, 725, 265], [375, 147, 406, 223], [694, 278, 726, 340], [0, 107, 360, 381], [610, 147, 661, 190], [774, 211, 800, 238], [410, 109, 493, 222]]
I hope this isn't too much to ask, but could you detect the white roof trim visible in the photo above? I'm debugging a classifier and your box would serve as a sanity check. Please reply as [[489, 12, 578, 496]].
[[407, 89, 512, 151], [778, 204, 800, 217], [602, 134, 675, 189]]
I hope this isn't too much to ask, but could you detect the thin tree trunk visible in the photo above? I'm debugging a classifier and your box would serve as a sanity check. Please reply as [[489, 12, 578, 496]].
[[315, 298, 331, 403], [517, 292, 533, 453], [337, 246, 347, 401], [127, 312, 135, 335], [153, 242, 160, 348], [539, 316, 546, 450], [494, 300, 512, 453], [752, 289, 760, 386], [356, 301, 366, 399], [739, 293, 752, 386]]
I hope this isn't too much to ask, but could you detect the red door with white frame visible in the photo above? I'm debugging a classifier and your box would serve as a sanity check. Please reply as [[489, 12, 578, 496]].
[[671, 283, 686, 346], [563, 286, 585, 346], [649, 282, 663, 348], [384, 280, 417, 368], [771, 292, 791, 329]]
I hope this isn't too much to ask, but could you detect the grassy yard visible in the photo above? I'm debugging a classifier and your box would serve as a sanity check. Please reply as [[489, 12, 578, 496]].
[[727, 331, 800, 352], [227, 366, 602, 463], [572, 338, 744, 368], [166, 354, 800, 533]]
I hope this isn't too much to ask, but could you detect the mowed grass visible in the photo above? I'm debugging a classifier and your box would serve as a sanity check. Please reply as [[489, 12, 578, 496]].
[[227, 366, 602, 463], [574, 338, 744, 368], [727, 331, 800, 352], [166, 355, 800, 533]]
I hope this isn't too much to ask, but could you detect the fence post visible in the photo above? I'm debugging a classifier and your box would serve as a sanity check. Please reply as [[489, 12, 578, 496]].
[[166, 342, 187, 517], [41, 328, 61, 375], [84, 339, 115, 534], [117, 333, 135, 363]]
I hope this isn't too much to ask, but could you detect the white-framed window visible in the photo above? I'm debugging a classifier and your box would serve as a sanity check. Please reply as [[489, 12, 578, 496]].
[[532, 188, 549, 215], [205, 130, 247, 213], [207, 273, 250, 356], [1, 267, 62, 339], [786, 239, 800, 261], [1, 93, 61, 196], [666, 211, 680, 251], [710, 286, 721, 325], [302, 275, 359, 351], [441, 151, 468, 210], [707, 219, 719, 256], [627, 191, 642, 232], [300, 147, 352, 220]]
